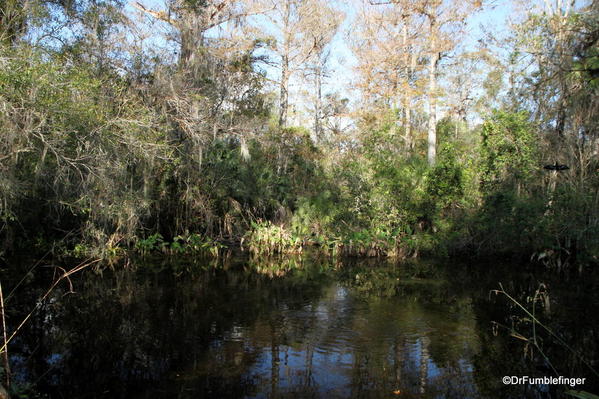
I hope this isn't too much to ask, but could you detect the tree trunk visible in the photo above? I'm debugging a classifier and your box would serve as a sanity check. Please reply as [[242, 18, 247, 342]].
[[279, 2, 292, 128], [279, 55, 290, 127], [314, 60, 323, 141], [427, 19, 439, 165], [401, 18, 413, 151]]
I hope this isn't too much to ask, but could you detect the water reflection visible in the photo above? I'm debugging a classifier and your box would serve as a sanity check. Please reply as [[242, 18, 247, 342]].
[[5, 256, 599, 398]]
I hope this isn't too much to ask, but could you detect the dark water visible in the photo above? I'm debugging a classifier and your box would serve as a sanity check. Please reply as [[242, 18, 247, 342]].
[[4, 255, 599, 398]]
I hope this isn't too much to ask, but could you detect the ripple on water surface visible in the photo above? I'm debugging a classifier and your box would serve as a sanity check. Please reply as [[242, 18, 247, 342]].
[[9, 257, 598, 399]]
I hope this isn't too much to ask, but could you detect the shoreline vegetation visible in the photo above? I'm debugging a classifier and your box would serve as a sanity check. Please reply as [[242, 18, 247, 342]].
[[1, 5, 598, 267]]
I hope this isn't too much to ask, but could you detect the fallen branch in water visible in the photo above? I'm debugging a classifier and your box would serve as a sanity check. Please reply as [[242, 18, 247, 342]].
[[0, 282, 9, 388], [0, 258, 101, 362], [491, 283, 599, 381]]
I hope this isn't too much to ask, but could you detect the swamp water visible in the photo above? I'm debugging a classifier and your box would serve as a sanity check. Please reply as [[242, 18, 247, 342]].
[[5, 255, 599, 398]]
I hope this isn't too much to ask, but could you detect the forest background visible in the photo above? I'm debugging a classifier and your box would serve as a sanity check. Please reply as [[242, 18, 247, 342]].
[[0, 0, 598, 267]]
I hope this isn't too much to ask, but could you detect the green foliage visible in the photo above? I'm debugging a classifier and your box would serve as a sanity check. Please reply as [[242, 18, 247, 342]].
[[572, 46, 599, 88], [135, 233, 166, 255], [336, 228, 402, 258], [242, 221, 303, 256], [134, 233, 226, 257], [475, 190, 547, 254], [1, 0, 597, 269], [425, 143, 464, 210], [0, 45, 166, 256], [290, 191, 339, 238], [480, 110, 538, 191], [175, 233, 227, 257]]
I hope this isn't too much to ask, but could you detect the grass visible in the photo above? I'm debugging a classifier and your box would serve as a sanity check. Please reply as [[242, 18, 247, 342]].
[[241, 221, 303, 256], [492, 283, 599, 396]]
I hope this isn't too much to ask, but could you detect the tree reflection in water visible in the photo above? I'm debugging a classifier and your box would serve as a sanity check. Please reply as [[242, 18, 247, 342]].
[[5, 256, 599, 398]]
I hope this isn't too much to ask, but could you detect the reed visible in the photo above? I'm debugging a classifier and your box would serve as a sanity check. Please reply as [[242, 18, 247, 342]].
[[0, 257, 100, 396], [492, 283, 599, 397], [242, 221, 303, 256]]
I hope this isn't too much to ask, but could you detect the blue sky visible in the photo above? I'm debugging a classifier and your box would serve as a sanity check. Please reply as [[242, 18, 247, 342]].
[[126, 0, 518, 122]]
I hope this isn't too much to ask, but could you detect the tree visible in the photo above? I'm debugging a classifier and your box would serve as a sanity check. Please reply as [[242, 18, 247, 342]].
[[411, 0, 481, 165], [354, 0, 481, 162], [352, 0, 426, 151], [479, 110, 538, 193], [299, 0, 344, 140], [254, 0, 325, 128], [133, 1, 266, 73], [0, 0, 27, 45]]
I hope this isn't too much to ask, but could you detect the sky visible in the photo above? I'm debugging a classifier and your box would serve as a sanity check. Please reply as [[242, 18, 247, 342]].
[[125, 0, 519, 126], [126, 0, 513, 81]]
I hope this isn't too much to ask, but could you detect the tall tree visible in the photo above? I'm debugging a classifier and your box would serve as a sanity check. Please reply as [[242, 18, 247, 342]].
[[353, 0, 426, 151], [507, 0, 599, 215], [133, 1, 265, 73], [412, 0, 480, 165], [258, 0, 322, 127], [299, 0, 344, 140]]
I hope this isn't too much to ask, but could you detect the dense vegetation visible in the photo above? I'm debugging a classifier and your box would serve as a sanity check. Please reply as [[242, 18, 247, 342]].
[[0, 0, 598, 268]]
